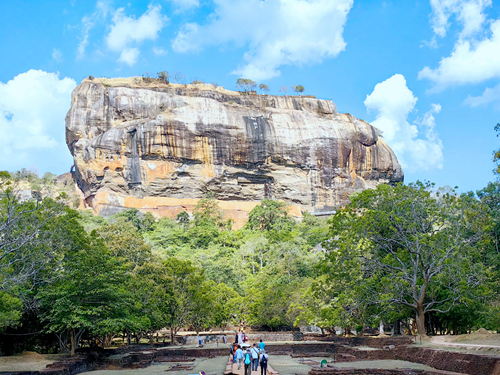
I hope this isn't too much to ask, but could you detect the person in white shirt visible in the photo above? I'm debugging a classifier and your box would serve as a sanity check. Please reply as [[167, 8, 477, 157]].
[[251, 343, 259, 371], [259, 349, 269, 375]]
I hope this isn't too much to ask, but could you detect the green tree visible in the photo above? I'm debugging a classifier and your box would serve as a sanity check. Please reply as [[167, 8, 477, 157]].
[[0, 183, 65, 293], [236, 78, 257, 92], [157, 71, 169, 84], [0, 291, 22, 329], [292, 85, 305, 95], [94, 217, 152, 268], [176, 211, 190, 227], [259, 84, 270, 94], [493, 123, 500, 175], [246, 199, 293, 232], [161, 258, 207, 344], [210, 282, 240, 330], [38, 221, 129, 355], [323, 182, 489, 336]]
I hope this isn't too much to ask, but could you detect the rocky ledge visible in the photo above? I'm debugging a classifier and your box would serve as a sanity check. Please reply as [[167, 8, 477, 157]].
[[65, 78, 403, 227]]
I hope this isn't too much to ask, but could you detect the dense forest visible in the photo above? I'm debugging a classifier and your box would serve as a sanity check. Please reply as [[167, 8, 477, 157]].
[[2, 151, 500, 355]]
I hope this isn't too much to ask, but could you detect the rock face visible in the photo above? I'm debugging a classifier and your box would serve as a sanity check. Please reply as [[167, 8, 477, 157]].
[[66, 78, 403, 227]]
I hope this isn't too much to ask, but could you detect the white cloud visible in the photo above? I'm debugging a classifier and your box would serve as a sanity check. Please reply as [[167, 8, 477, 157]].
[[419, 19, 500, 90], [168, 0, 200, 11], [52, 48, 63, 63], [421, 0, 500, 93], [152, 46, 168, 56], [106, 4, 167, 61], [464, 82, 500, 109], [429, 0, 491, 40], [77, 1, 110, 59], [118, 47, 140, 65], [172, 0, 353, 80], [365, 74, 444, 171], [0, 70, 76, 173]]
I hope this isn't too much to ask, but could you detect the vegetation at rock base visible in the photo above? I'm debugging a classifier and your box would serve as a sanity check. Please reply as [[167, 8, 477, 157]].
[[3, 128, 500, 353]]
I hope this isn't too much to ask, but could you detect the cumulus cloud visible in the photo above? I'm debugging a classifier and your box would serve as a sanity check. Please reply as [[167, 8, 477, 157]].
[[106, 4, 167, 63], [0, 70, 76, 173], [429, 0, 491, 40], [420, 0, 500, 92], [364, 74, 444, 171], [464, 82, 500, 109], [172, 0, 353, 80], [419, 19, 500, 90]]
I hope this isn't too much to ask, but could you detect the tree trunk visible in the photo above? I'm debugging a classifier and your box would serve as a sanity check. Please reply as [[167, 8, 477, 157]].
[[70, 330, 76, 356], [416, 305, 427, 336], [170, 328, 175, 345], [393, 320, 401, 336]]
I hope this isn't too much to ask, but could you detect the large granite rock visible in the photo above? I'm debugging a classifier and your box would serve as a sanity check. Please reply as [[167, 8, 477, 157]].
[[66, 78, 403, 227]]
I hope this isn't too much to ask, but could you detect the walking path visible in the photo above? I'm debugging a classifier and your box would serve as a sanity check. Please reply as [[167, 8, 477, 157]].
[[224, 355, 278, 375], [430, 335, 500, 349]]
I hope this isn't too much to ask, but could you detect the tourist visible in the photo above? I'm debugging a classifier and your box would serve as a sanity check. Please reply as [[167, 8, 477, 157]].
[[230, 343, 235, 362], [222, 334, 227, 344], [259, 339, 265, 352], [242, 330, 247, 343], [235, 345, 244, 370], [238, 330, 243, 345], [244, 348, 252, 375], [259, 349, 269, 375], [251, 343, 259, 371]]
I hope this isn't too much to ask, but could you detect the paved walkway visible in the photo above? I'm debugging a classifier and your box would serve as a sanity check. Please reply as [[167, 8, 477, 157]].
[[224, 355, 278, 375], [430, 336, 500, 349]]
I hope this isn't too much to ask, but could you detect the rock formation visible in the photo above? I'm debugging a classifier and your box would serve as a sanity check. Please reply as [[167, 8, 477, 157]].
[[66, 78, 403, 227]]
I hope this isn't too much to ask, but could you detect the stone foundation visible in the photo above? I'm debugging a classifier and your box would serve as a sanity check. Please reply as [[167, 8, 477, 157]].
[[3, 338, 500, 375], [308, 369, 464, 375]]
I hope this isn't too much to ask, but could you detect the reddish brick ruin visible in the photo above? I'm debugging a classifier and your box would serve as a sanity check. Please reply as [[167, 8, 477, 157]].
[[2, 337, 500, 375]]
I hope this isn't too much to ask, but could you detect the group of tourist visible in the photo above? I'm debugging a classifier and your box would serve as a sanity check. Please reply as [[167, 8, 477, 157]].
[[230, 339, 269, 375]]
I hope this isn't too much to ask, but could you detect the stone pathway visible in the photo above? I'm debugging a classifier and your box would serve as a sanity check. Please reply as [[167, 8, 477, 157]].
[[224, 355, 278, 375], [430, 335, 500, 348]]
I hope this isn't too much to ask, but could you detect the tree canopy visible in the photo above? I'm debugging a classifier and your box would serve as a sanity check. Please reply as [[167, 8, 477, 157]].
[[3, 166, 500, 353]]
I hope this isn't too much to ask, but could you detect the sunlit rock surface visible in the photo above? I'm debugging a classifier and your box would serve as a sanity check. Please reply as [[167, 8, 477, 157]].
[[66, 78, 403, 227]]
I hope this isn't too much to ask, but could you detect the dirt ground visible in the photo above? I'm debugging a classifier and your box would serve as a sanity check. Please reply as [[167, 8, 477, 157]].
[[422, 328, 500, 355], [0, 352, 69, 372]]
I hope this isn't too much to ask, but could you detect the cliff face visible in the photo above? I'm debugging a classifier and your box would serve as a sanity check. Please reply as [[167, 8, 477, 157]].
[[66, 78, 403, 226]]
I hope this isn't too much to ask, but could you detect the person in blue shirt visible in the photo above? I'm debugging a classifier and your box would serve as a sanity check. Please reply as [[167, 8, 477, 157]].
[[244, 349, 252, 375], [234, 345, 244, 370], [258, 339, 265, 351]]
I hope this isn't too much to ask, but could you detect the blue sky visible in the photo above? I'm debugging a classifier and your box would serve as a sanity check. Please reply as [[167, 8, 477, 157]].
[[0, 0, 499, 193]]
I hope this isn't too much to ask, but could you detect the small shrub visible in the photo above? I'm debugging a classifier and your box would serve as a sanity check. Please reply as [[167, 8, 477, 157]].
[[157, 71, 169, 84]]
